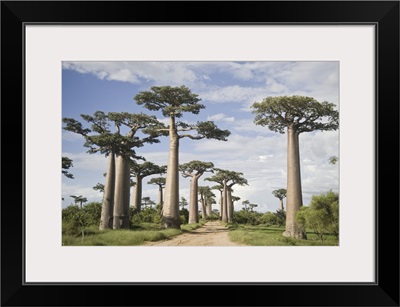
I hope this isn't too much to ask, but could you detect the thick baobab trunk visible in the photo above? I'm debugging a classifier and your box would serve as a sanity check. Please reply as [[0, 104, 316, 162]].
[[113, 155, 131, 229], [279, 199, 284, 211], [206, 200, 212, 216], [99, 152, 115, 230], [221, 180, 228, 223], [158, 185, 163, 208], [201, 197, 207, 219], [283, 126, 307, 239], [227, 189, 233, 223], [188, 177, 199, 224], [162, 116, 181, 229], [219, 191, 223, 220], [131, 175, 142, 212]]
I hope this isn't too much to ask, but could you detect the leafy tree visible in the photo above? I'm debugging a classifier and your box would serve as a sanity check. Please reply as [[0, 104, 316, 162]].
[[211, 184, 224, 219], [242, 200, 250, 211], [180, 160, 214, 224], [179, 197, 188, 210], [147, 177, 166, 207], [296, 191, 339, 242], [62, 157, 74, 179], [206, 194, 217, 217], [141, 196, 156, 209], [70, 195, 87, 209], [134, 85, 230, 229], [249, 203, 258, 212], [93, 183, 105, 193], [205, 169, 248, 223], [272, 188, 287, 211], [130, 161, 166, 212], [198, 186, 215, 219], [252, 95, 338, 239]]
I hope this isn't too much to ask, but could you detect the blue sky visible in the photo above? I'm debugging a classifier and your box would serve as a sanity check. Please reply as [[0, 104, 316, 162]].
[[62, 61, 339, 212]]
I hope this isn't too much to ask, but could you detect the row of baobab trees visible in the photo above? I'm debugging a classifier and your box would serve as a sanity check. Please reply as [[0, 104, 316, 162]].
[[63, 85, 338, 239]]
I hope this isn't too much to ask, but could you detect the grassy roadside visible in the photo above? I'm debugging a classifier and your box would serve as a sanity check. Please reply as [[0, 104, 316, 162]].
[[227, 224, 339, 246], [62, 220, 206, 246]]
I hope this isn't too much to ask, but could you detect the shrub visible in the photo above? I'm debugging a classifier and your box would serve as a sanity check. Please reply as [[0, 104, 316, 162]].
[[296, 191, 339, 242], [130, 207, 161, 225]]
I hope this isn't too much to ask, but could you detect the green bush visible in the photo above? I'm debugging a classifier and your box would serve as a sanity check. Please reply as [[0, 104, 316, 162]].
[[130, 207, 161, 225], [234, 210, 264, 225], [296, 191, 339, 242], [179, 208, 189, 224], [62, 202, 102, 238]]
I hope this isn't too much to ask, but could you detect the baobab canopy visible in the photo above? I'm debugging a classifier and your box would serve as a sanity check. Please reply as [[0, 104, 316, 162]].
[[251, 95, 339, 134]]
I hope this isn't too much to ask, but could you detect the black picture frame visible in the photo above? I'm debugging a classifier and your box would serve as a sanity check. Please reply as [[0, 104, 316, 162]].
[[1, 1, 399, 306]]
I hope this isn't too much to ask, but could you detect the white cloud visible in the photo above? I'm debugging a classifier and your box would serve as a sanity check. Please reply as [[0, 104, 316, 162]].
[[199, 85, 268, 104], [63, 61, 200, 86], [207, 113, 235, 122]]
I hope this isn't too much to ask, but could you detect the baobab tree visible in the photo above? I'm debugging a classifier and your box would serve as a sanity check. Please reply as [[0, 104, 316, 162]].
[[211, 184, 224, 219], [242, 200, 250, 211], [272, 189, 287, 211], [134, 85, 230, 229], [93, 183, 105, 193], [179, 197, 188, 210], [198, 186, 215, 219], [63, 111, 163, 230], [206, 194, 217, 216], [130, 161, 166, 213], [249, 203, 258, 212], [147, 177, 166, 208], [70, 195, 87, 209], [206, 169, 248, 223], [252, 95, 339, 239], [142, 196, 156, 209], [63, 111, 117, 230], [180, 160, 214, 224]]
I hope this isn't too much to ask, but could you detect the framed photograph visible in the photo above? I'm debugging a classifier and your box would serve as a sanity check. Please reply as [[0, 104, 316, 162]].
[[2, 1, 399, 306]]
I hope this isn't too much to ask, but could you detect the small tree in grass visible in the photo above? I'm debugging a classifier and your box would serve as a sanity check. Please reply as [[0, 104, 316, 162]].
[[296, 190, 339, 242], [148, 177, 166, 208], [272, 189, 287, 211]]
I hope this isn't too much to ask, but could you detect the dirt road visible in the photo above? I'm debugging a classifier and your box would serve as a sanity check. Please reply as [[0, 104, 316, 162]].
[[144, 220, 247, 246]]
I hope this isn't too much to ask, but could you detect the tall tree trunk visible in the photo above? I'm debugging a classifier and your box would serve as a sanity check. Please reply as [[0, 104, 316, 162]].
[[162, 116, 181, 229], [188, 176, 199, 224], [227, 189, 233, 223], [283, 126, 307, 239], [219, 191, 223, 220], [131, 175, 142, 212], [113, 155, 130, 229], [158, 185, 163, 208], [221, 180, 228, 223], [280, 199, 284, 211], [201, 197, 207, 219], [206, 201, 212, 217], [99, 152, 115, 230]]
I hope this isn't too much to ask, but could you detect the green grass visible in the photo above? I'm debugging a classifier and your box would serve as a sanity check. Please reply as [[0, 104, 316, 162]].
[[181, 219, 207, 232], [62, 221, 207, 246], [228, 224, 339, 246]]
